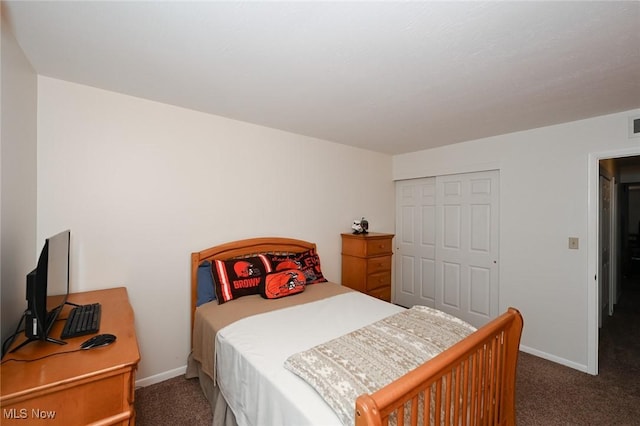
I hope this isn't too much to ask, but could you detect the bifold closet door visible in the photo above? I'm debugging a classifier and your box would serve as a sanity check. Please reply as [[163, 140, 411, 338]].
[[395, 171, 499, 328], [394, 177, 437, 309], [435, 171, 499, 328]]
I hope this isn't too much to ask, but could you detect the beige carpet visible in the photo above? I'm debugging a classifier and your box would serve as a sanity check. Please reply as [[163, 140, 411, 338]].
[[135, 375, 212, 426]]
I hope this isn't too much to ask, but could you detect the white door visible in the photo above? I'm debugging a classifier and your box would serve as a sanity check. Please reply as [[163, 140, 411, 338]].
[[394, 178, 437, 308], [435, 171, 500, 328], [394, 171, 499, 328]]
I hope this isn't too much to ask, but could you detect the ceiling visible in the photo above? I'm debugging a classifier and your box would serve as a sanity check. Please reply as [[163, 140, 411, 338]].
[[3, 1, 639, 155]]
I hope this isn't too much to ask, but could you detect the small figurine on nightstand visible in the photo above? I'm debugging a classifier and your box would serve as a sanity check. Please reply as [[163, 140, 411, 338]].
[[352, 217, 369, 234]]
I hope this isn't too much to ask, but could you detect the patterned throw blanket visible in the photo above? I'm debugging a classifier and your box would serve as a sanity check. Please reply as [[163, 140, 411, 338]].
[[284, 305, 476, 425]]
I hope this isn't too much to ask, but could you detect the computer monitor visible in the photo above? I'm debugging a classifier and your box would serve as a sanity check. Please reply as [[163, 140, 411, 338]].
[[23, 230, 71, 346]]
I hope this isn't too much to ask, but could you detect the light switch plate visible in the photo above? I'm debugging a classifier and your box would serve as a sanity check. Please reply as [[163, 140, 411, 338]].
[[568, 237, 579, 249]]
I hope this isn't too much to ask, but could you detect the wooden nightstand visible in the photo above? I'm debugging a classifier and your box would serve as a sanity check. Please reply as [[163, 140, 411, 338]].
[[341, 232, 394, 302], [1, 287, 140, 425]]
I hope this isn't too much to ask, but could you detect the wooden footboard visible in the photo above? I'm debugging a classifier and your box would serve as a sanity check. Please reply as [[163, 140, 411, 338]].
[[355, 308, 523, 426]]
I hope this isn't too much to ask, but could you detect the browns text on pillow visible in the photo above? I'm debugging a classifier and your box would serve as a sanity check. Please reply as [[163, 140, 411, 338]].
[[212, 254, 273, 303]]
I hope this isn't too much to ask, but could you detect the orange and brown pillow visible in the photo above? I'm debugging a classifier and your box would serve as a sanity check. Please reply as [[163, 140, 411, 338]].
[[267, 249, 327, 285], [260, 269, 306, 299], [212, 254, 273, 304]]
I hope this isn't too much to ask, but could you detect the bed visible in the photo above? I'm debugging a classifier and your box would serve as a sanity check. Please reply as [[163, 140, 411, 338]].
[[187, 237, 523, 426]]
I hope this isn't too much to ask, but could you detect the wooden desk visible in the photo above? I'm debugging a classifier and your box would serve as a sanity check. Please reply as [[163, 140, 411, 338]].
[[1, 287, 140, 425]]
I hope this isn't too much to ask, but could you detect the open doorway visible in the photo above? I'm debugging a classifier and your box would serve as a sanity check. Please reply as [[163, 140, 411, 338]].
[[598, 155, 640, 373], [618, 179, 640, 296]]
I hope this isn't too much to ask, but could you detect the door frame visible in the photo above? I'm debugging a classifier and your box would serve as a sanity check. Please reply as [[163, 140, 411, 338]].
[[588, 147, 640, 375]]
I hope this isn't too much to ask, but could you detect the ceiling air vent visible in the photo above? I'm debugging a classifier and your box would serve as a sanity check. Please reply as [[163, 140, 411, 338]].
[[631, 115, 640, 138]]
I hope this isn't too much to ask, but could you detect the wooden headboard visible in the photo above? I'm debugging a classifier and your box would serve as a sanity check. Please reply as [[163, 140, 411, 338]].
[[190, 237, 317, 337]]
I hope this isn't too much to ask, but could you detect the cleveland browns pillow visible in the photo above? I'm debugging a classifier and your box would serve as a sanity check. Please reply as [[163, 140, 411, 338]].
[[212, 255, 273, 304], [267, 249, 327, 284], [260, 269, 306, 299]]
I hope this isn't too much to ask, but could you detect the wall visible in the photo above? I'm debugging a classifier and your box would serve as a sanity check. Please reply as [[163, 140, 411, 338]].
[[393, 108, 640, 372], [36, 76, 394, 381], [0, 10, 38, 348]]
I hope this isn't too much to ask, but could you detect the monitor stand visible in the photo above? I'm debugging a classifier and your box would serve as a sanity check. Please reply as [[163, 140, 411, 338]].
[[8, 302, 80, 353], [10, 334, 67, 353]]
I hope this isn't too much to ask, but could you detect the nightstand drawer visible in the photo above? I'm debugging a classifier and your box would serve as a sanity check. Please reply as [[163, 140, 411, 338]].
[[367, 271, 391, 291], [367, 286, 391, 302], [342, 234, 393, 257], [365, 239, 392, 256], [367, 256, 391, 274]]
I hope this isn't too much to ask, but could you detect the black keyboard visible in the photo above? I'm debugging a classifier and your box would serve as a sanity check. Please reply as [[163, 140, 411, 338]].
[[61, 303, 102, 339]]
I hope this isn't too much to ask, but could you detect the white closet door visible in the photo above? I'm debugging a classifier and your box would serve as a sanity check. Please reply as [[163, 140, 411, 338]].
[[435, 171, 499, 327], [394, 178, 437, 308], [395, 170, 499, 328]]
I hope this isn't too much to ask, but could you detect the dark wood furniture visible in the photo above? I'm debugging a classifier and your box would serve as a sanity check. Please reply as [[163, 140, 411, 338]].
[[1, 287, 140, 426], [341, 232, 394, 302]]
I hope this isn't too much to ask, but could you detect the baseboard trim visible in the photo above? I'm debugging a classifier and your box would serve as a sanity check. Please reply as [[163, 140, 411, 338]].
[[135, 365, 186, 388], [519, 345, 591, 375]]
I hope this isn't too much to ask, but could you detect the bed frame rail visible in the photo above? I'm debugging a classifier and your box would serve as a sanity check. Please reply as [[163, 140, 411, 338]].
[[355, 308, 523, 426]]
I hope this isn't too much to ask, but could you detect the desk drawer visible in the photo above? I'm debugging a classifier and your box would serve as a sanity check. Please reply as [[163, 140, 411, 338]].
[[0, 368, 135, 426]]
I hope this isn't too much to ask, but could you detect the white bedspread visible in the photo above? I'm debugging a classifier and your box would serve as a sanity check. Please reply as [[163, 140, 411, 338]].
[[215, 291, 404, 426], [285, 306, 476, 425]]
